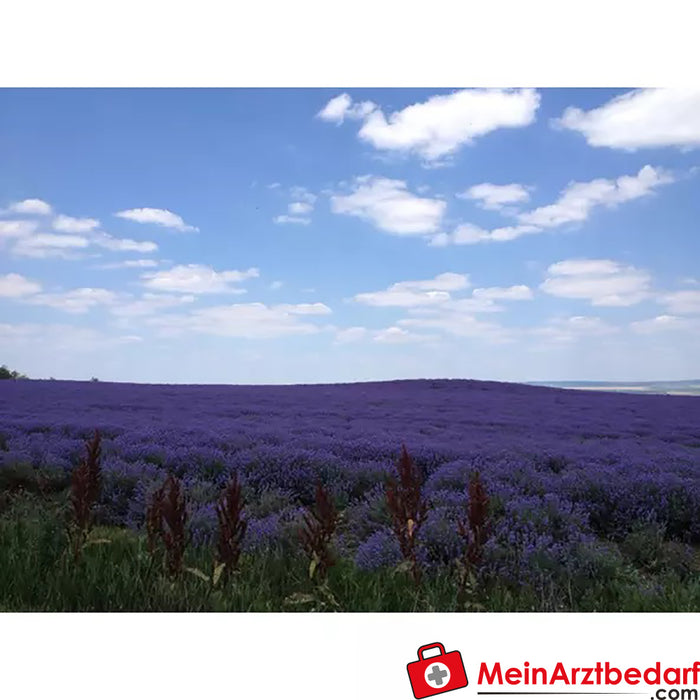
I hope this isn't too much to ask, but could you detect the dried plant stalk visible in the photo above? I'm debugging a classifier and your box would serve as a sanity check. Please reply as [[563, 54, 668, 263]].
[[299, 482, 338, 581], [456, 470, 490, 609], [146, 474, 188, 578], [69, 429, 102, 561], [216, 474, 247, 583], [386, 444, 427, 586]]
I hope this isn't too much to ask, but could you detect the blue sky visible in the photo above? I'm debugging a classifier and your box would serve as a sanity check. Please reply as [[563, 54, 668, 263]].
[[1, 88, 699, 384]]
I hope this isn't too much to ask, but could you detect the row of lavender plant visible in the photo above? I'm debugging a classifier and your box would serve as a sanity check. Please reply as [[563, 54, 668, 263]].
[[66, 430, 491, 603]]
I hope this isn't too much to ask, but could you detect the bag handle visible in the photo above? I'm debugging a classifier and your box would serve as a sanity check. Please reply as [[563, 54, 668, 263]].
[[418, 643, 446, 660]]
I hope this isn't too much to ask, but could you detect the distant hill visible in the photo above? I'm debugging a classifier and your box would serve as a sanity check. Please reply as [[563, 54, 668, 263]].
[[531, 379, 700, 396]]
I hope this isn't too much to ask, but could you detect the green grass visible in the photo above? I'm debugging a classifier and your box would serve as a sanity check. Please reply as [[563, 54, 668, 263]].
[[0, 490, 698, 612]]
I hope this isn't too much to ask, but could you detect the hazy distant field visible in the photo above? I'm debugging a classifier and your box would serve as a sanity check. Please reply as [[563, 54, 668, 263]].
[[535, 380, 700, 396]]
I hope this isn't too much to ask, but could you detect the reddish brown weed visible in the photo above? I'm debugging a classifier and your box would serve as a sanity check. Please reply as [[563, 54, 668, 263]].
[[215, 474, 247, 583], [386, 445, 427, 586], [146, 474, 188, 578], [300, 482, 338, 581], [69, 429, 102, 561], [456, 470, 490, 609]]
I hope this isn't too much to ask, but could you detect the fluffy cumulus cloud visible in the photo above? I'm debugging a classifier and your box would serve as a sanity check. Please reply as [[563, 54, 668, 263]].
[[554, 88, 700, 150], [541, 259, 652, 307], [518, 165, 673, 228], [317, 93, 375, 124], [4, 198, 53, 216], [458, 183, 531, 210], [114, 208, 198, 232], [92, 233, 158, 253], [472, 285, 533, 301], [659, 290, 700, 315], [319, 89, 540, 163], [352, 272, 532, 344], [0, 204, 158, 258], [0, 220, 39, 239], [431, 165, 673, 247], [26, 287, 119, 314], [274, 186, 317, 225], [141, 264, 259, 294], [428, 223, 539, 246], [0, 273, 42, 298], [10, 281, 195, 320], [12, 233, 91, 258], [52, 215, 100, 234], [109, 293, 195, 318], [148, 302, 332, 339], [330, 176, 446, 235], [354, 273, 469, 307]]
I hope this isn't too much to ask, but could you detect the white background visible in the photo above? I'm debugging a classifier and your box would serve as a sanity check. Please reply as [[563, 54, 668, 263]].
[[1, 2, 698, 699], [1, 613, 697, 699]]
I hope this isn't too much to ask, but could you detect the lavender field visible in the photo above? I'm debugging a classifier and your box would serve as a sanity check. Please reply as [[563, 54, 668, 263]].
[[1, 378, 700, 610]]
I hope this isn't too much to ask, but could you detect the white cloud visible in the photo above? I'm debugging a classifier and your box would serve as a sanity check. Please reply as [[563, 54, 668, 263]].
[[399, 313, 510, 342], [429, 223, 540, 246], [630, 315, 699, 334], [270, 280, 284, 290], [354, 273, 469, 307], [554, 88, 700, 150], [289, 187, 317, 205], [423, 297, 503, 314], [5, 199, 52, 216], [274, 187, 317, 225], [149, 302, 331, 339], [334, 326, 367, 344], [274, 302, 331, 315], [53, 214, 100, 233], [274, 215, 311, 225], [12, 233, 90, 258], [373, 326, 436, 344], [519, 165, 673, 228], [0, 220, 38, 239], [114, 208, 198, 232], [317, 94, 376, 124], [289, 201, 313, 215], [97, 258, 159, 270], [317, 94, 352, 123], [531, 316, 618, 343], [0, 273, 42, 298], [92, 233, 158, 253], [109, 293, 195, 318], [459, 183, 530, 210], [660, 290, 700, 315], [331, 176, 446, 235], [541, 258, 652, 307], [0, 322, 141, 354], [141, 264, 259, 294], [434, 165, 673, 247], [321, 89, 540, 163], [353, 271, 528, 344], [548, 259, 620, 276], [27, 287, 119, 314], [472, 285, 533, 301]]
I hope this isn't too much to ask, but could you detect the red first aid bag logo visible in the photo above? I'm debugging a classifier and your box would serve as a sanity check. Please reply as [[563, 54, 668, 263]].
[[407, 642, 468, 699]]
